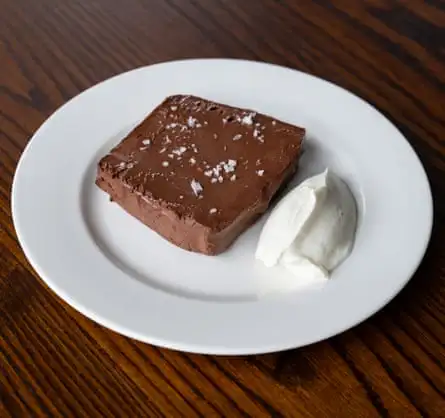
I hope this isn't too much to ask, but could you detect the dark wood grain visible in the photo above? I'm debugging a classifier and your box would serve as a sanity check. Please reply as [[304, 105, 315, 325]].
[[1, 0, 445, 416]]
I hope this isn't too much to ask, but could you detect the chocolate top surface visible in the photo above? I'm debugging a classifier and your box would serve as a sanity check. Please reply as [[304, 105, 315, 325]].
[[99, 95, 305, 230]]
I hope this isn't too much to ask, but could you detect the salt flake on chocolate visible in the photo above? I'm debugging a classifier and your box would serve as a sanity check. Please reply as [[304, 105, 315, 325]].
[[191, 179, 203, 196], [187, 116, 198, 128], [223, 159, 237, 173], [241, 112, 256, 125]]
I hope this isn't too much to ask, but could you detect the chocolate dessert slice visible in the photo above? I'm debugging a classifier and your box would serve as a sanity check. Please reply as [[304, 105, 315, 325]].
[[96, 95, 305, 255]]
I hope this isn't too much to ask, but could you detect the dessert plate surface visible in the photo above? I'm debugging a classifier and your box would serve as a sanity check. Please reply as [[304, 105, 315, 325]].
[[12, 59, 432, 354]]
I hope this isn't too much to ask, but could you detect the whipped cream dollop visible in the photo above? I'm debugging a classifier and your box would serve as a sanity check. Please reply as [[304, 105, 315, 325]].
[[255, 169, 357, 282]]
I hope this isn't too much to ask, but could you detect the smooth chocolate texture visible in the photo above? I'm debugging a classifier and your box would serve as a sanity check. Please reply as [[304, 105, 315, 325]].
[[96, 95, 305, 255]]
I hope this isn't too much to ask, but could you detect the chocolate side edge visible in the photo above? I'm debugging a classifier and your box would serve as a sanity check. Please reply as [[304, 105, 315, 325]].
[[96, 168, 217, 255]]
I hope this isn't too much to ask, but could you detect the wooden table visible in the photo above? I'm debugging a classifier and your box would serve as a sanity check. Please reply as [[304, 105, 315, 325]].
[[1, 1, 445, 416]]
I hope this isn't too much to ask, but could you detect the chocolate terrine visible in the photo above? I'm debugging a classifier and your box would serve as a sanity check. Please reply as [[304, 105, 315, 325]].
[[96, 95, 305, 255]]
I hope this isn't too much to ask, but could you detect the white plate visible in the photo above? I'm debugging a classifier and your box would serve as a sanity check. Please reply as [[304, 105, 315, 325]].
[[12, 59, 433, 355]]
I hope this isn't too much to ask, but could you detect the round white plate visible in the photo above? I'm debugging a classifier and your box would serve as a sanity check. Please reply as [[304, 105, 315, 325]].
[[12, 59, 433, 355]]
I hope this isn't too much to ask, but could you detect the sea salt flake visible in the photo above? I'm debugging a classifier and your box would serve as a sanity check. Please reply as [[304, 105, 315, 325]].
[[257, 169, 264, 176], [204, 170, 213, 177], [172, 147, 186, 156], [230, 174, 237, 181], [272, 120, 276, 125], [222, 159, 237, 173], [187, 116, 198, 128], [191, 179, 203, 196], [211, 178, 218, 184], [171, 106, 178, 111], [142, 139, 151, 146], [168, 154, 174, 159], [162, 161, 169, 167], [209, 208, 217, 214], [189, 157, 196, 165], [233, 134, 242, 141], [241, 112, 256, 125], [159, 147, 167, 154], [218, 176, 224, 183]]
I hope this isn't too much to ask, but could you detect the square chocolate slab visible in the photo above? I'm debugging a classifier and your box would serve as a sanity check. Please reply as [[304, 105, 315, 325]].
[[96, 95, 305, 254]]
